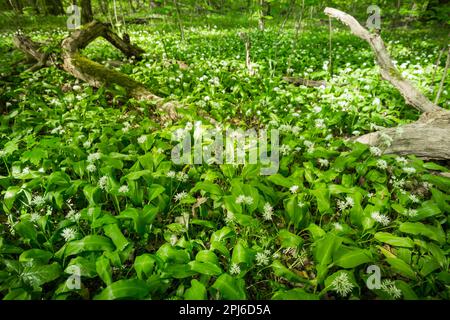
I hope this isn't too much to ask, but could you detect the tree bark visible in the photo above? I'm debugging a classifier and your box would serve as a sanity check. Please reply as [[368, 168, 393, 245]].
[[324, 7, 441, 114], [13, 21, 178, 120], [325, 7, 449, 160], [42, 0, 64, 15], [81, 0, 94, 24]]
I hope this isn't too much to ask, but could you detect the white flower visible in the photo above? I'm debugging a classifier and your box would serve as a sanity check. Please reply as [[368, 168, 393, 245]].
[[408, 194, 420, 203], [373, 97, 381, 106], [166, 171, 176, 178], [315, 118, 325, 129], [169, 234, 178, 246], [86, 164, 96, 172], [225, 211, 235, 223], [381, 280, 402, 299], [31, 195, 45, 207], [371, 211, 390, 226], [72, 85, 81, 91], [406, 209, 418, 217], [61, 227, 76, 242], [289, 185, 299, 194], [230, 263, 241, 275], [87, 152, 101, 162], [403, 167, 416, 175], [176, 171, 189, 182], [30, 213, 40, 223], [279, 144, 292, 156], [331, 272, 354, 297], [376, 159, 388, 170], [370, 146, 382, 157], [337, 196, 354, 211], [98, 176, 108, 190], [262, 203, 273, 221], [66, 210, 81, 222], [22, 167, 30, 174], [298, 201, 305, 208], [174, 191, 188, 202], [395, 156, 408, 165], [236, 195, 253, 205], [118, 185, 129, 194], [255, 251, 270, 266], [318, 158, 329, 167], [333, 222, 343, 231], [137, 135, 147, 144], [204, 96, 211, 102], [313, 106, 322, 113]]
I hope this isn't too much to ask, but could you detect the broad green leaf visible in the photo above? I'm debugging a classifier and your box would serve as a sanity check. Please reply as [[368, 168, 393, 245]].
[[94, 279, 150, 300], [333, 247, 373, 268], [374, 232, 415, 248], [184, 279, 207, 300], [211, 274, 246, 300], [399, 222, 445, 244], [272, 288, 319, 300]]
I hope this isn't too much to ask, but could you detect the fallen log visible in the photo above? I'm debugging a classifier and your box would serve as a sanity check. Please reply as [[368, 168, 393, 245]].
[[325, 7, 449, 160], [283, 76, 327, 88], [13, 21, 178, 120]]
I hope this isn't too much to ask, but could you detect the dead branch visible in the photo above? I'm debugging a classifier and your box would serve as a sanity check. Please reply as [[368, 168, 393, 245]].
[[324, 7, 441, 114]]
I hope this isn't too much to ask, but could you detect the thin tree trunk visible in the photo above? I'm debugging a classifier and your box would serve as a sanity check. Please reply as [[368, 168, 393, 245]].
[[81, 0, 94, 25], [434, 48, 450, 104]]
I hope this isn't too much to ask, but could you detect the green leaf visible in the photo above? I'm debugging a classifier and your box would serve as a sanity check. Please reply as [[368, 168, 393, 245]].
[[192, 181, 223, 196], [3, 186, 21, 211], [94, 279, 150, 300], [399, 222, 446, 244], [156, 243, 190, 264], [386, 257, 417, 280], [272, 288, 319, 300], [184, 279, 207, 300], [103, 223, 129, 251], [147, 184, 165, 202], [96, 255, 113, 285], [278, 229, 303, 248], [22, 263, 62, 288], [189, 261, 222, 276], [310, 185, 330, 213], [271, 260, 310, 284], [15, 221, 38, 243], [19, 249, 53, 265], [134, 254, 157, 280], [333, 247, 373, 268], [374, 232, 415, 248], [211, 274, 246, 300], [59, 235, 115, 258]]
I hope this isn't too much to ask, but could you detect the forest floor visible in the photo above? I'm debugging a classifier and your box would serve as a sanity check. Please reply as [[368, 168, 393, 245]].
[[0, 11, 449, 300]]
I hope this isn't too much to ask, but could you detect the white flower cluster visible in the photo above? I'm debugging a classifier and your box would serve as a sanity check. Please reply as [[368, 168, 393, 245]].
[[262, 203, 273, 221], [230, 263, 241, 275], [371, 211, 390, 226], [337, 196, 354, 211], [236, 195, 254, 205], [381, 280, 402, 299], [174, 191, 188, 202], [61, 227, 76, 242], [255, 250, 271, 266], [331, 272, 354, 297]]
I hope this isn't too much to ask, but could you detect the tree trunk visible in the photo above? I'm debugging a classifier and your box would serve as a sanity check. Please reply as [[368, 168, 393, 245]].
[[325, 7, 449, 160], [81, 0, 94, 24], [42, 0, 64, 15]]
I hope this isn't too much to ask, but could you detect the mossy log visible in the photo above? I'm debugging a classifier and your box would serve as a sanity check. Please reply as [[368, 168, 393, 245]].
[[13, 21, 178, 120]]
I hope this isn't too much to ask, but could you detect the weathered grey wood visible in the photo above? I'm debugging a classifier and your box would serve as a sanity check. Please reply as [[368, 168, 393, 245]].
[[324, 7, 442, 113], [355, 110, 450, 160]]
